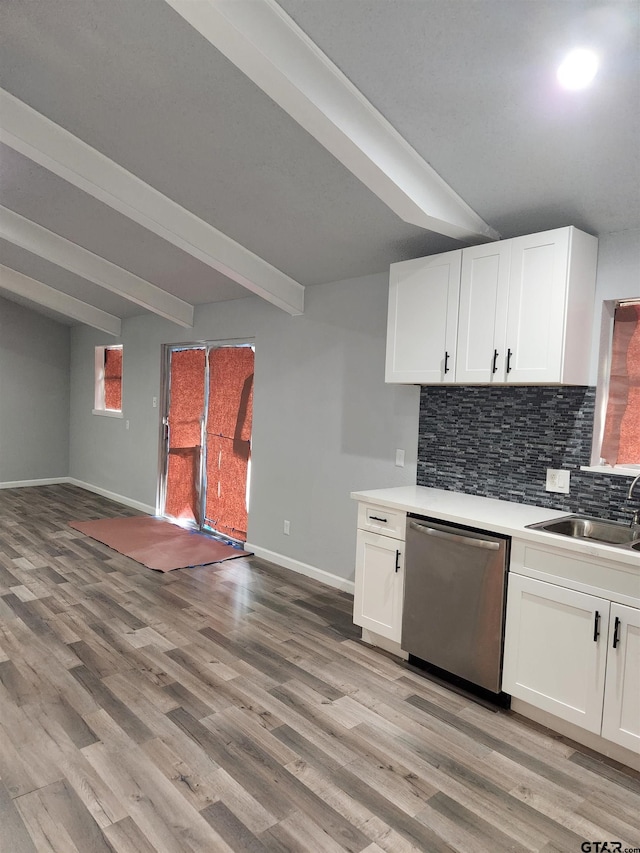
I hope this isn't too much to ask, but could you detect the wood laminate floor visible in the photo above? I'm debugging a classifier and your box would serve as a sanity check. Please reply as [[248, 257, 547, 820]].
[[0, 484, 639, 853]]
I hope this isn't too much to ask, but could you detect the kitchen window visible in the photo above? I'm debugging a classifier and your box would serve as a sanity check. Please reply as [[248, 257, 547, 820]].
[[587, 299, 640, 474], [93, 344, 123, 417]]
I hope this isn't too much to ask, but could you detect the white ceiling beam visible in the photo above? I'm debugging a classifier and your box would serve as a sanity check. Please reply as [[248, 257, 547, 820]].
[[0, 207, 194, 328], [0, 264, 121, 335], [0, 89, 304, 316], [164, 0, 499, 243]]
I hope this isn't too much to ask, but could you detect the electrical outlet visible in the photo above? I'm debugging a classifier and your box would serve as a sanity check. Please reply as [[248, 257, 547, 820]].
[[395, 449, 405, 467], [125, 420, 130, 430], [283, 519, 290, 535], [546, 468, 570, 494]]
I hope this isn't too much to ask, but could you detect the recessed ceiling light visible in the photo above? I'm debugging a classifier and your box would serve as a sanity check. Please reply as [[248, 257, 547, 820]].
[[557, 48, 599, 90]]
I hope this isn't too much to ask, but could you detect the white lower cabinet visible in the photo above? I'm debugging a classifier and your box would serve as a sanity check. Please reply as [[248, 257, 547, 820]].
[[353, 531, 404, 642], [601, 603, 640, 752], [503, 574, 640, 751], [503, 575, 609, 732], [353, 503, 405, 644]]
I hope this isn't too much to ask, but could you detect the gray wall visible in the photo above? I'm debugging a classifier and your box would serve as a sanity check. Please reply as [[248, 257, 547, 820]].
[[589, 228, 640, 382], [0, 295, 70, 482], [69, 273, 420, 581]]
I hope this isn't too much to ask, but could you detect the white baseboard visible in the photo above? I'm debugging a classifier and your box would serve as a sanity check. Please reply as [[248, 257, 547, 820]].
[[0, 477, 68, 489], [245, 543, 355, 595], [511, 698, 640, 771], [66, 478, 156, 515], [0, 476, 155, 515]]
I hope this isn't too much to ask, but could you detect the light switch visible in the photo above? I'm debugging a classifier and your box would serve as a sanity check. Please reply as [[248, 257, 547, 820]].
[[395, 449, 405, 467]]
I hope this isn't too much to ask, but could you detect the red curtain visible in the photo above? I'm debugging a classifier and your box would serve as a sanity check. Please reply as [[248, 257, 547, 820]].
[[104, 347, 122, 411], [205, 347, 254, 540], [601, 303, 640, 466], [164, 348, 206, 522]]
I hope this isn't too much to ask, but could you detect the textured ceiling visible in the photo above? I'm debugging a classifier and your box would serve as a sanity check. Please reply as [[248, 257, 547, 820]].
[[0, 145, 248, 305], [0, 0, 454, 286], [0, 0, 638, 328], [0, 237, 141, 318], [278, 0, 640, 239]]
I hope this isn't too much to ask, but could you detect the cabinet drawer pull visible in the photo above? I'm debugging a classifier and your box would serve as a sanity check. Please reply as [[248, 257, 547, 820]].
[[444, 351, 450, 374], [395, 550, 401, 573], [612, 616, 621, 649], [492, 349, 499, 374], [593, 610, 600, 642], [368, 515, 388, 523], [506, 348, 513, 373]]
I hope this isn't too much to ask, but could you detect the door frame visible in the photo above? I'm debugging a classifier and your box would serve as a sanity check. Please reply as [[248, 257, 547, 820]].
[[156, 338, 255, 539]]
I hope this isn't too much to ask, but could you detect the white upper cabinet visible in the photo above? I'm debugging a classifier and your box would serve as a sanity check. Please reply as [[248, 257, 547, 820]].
[[385, 251, 461, 383], [505, 227, 598, 384], [385, 226, 598, 385], [456, 241, 511, 383]]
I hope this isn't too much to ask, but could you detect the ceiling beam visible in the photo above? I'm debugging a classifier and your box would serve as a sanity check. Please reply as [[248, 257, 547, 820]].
[[164, 0, 499, 243], [0, 88, 305, 316], [0, 207, 194, 328], [0, 264, 121, 335]]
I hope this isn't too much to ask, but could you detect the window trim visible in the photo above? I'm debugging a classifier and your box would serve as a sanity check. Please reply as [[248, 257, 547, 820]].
[[580, 463, 640, 477], [93, 344, 123, 416], [582, 297, 640, 476]]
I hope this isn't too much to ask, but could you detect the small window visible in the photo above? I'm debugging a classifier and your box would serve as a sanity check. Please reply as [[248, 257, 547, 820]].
[[590, 299, 640, 472], [93, 345, 123, 417]]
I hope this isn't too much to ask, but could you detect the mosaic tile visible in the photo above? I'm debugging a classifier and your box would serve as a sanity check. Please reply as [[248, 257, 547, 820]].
[[417, 386, 638, 523]]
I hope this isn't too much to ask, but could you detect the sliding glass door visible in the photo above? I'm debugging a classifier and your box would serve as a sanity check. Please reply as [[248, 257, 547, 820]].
[[158, 342, 254, 543]]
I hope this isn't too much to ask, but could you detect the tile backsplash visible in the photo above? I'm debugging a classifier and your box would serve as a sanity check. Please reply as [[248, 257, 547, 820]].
[[417, 385, 637, 523]]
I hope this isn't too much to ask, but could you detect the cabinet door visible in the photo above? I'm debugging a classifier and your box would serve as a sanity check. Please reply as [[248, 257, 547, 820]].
[[456, 241, 511, 383], [601, 603, 640, 752], [505, 228, 570, 383], [502, 575, 609, 732], [353, 531, 404, 642], [385, 251, 461, 383]]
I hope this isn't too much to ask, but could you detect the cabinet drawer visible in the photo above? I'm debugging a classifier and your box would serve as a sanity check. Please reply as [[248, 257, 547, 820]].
[[511, 539, 640, 603], [357, 503, 405, 540]]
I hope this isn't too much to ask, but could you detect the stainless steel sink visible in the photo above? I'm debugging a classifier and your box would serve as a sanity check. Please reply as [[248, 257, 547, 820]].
[[527, 515, 640, 550]]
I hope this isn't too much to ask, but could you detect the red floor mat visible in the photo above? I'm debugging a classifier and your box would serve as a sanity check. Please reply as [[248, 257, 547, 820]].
[[68, 516, 251, 572]]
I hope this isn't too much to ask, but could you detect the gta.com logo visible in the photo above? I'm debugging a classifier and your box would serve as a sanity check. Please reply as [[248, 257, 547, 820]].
[[580, 843, 640, 852]]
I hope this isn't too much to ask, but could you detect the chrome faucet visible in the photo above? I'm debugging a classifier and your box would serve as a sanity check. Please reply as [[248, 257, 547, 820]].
[[628, 474, 640, 528]]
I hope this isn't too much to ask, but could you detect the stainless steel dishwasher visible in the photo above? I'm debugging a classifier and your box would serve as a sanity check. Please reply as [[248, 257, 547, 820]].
[[402, 514, 510, 696]]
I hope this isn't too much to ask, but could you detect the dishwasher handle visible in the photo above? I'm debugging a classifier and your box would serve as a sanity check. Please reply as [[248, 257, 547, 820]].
[[409, 520, 501, 551]]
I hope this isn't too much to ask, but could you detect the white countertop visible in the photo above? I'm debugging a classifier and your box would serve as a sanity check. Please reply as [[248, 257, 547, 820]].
[[351, 486, 640, 569]]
